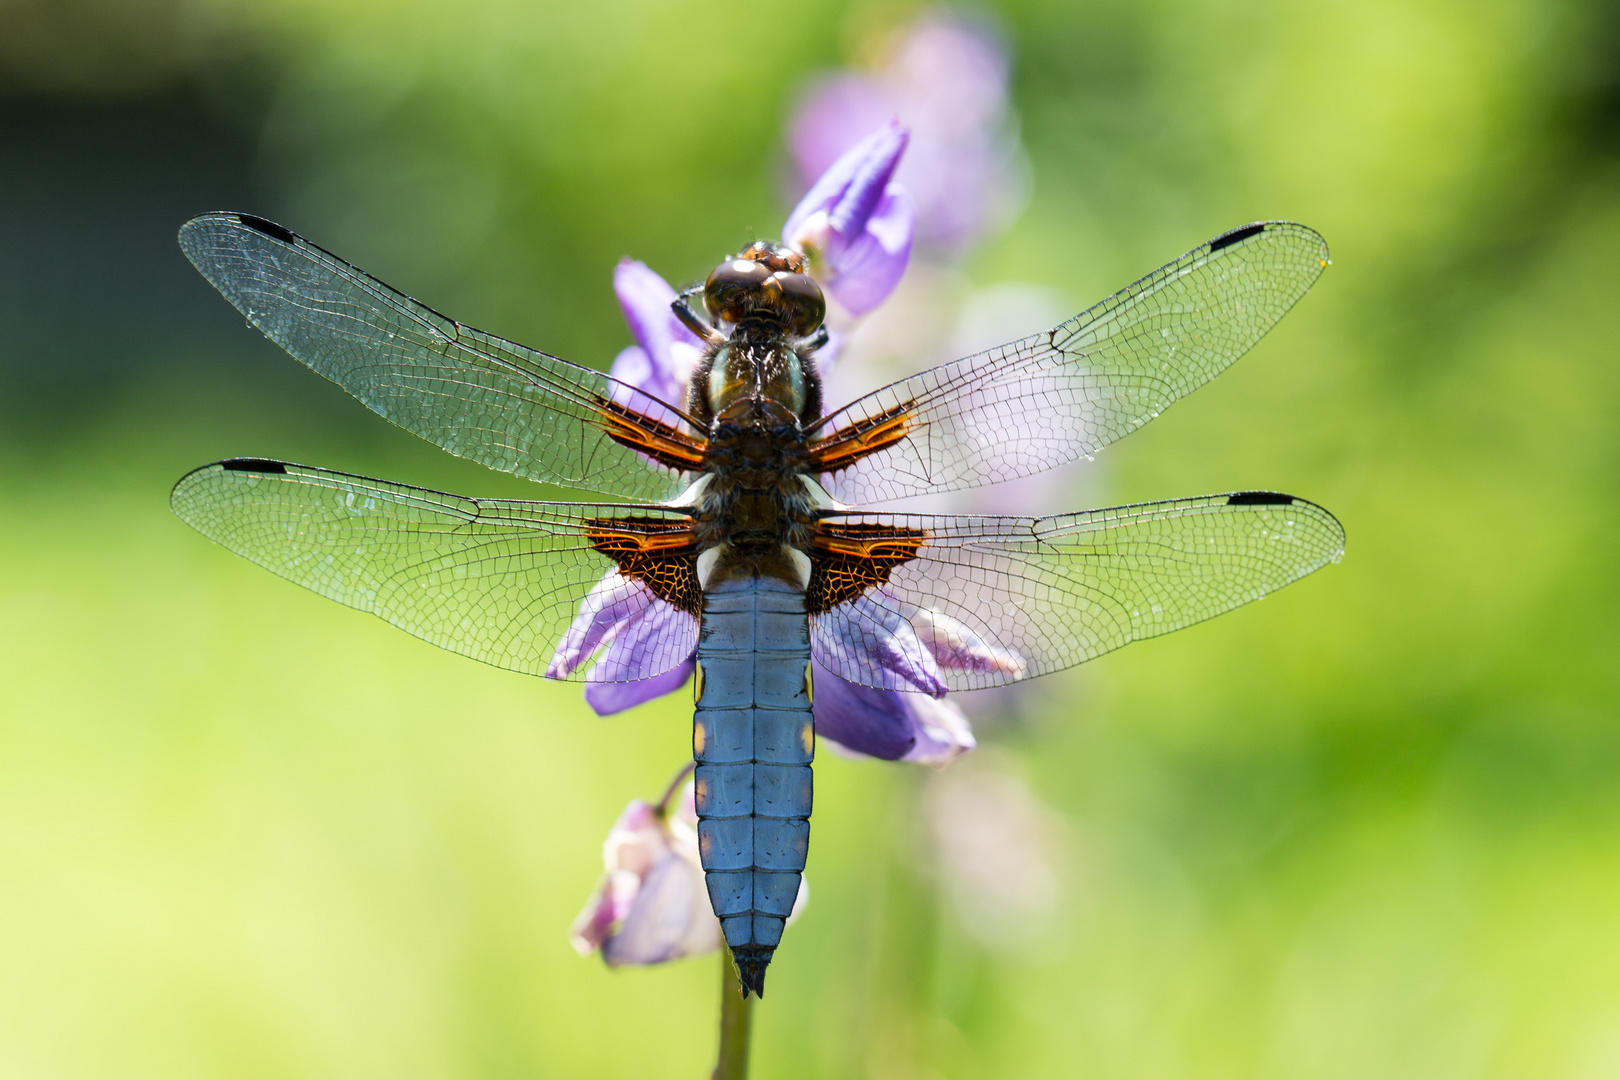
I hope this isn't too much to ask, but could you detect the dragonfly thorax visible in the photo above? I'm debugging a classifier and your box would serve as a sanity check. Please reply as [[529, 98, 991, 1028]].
[[703, 332, 810, 420], [695, 395, 818, 583]]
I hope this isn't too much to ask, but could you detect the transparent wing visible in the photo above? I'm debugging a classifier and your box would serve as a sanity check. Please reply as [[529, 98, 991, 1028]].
[[179, 213, 707, 502], [809, 492, 1344, 692], [808, 222, 1329, 504], [171, 458, 699, 682]]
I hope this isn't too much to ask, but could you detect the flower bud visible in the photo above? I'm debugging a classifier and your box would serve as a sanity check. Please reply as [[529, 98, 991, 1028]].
[[783, 122, 915, 316]]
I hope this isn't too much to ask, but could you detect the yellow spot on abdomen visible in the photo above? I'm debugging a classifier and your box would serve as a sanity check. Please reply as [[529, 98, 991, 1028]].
[[693, 718, 707, 755]]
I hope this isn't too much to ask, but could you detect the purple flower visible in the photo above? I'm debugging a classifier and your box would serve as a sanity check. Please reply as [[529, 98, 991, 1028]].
[[912, 610, 1026, 679], [788, 12, 1024, 254], [810, 592, 949, 696], [782, 122, 915, 316], [572, 776, 806, 965], [546, 570, 697, 709], [570, 781, 719, 965], [546, 571, 652, 680], [813, 660, 976, 767], [608, 258, 705, 408], [584, 657, 694, 716]]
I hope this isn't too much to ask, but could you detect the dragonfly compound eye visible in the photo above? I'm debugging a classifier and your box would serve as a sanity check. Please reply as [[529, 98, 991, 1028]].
[[705, 259, 772, 324], [773, 271, 824, 337]]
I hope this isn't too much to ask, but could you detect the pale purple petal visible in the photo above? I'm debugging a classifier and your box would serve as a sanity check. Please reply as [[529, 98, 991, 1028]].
[[826, 129, 905, 242], [912, 611, 1027, 678], [584, 599, 699, 688], [569, 874, 618, 954], [570, 798, 662, 956], [607, 344, 656, 397], [585, 657, 695, 716], [820, 183, 913, 315], [610, 259, 703, 406], [788, 73, 895, 183], [783, 122, 905, 242], [783, 122, 915, 316], [890, 15, 1009, 136], [547, 572, 652, 679], [810, 594, 948, 696], [900, 694, 976, 768], [785, 15, 1022, 254], [572, 790, 723, 966], [812, 662, 976, 766], [866, 601, 945, 694], [600, 850, 719, 965], [811, 662, 920, 760]]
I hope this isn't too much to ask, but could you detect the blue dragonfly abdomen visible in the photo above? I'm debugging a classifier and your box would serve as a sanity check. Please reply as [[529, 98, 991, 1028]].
[[692, 574, 814, 997]]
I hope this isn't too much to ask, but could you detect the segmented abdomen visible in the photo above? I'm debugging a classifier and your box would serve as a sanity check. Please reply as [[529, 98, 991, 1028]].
[[693, 574, 813, 996]]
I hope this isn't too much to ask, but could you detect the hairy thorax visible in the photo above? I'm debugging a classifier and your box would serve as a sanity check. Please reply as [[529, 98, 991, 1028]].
[[690, 323, 821, 588]]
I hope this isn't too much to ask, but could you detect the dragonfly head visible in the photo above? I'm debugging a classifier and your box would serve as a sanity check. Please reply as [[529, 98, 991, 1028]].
[[704, 241, 825, 338]]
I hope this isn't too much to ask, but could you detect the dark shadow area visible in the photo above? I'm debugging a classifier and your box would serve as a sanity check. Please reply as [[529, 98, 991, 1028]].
[[0, 87, 270, 432]]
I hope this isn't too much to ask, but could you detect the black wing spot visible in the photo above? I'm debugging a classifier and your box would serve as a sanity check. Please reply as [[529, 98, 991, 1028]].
[[221, 458, 289, 475], [1227, 491, 1294, 506], [1209, 223, 1266, 252], [236, 214, 297, 244]]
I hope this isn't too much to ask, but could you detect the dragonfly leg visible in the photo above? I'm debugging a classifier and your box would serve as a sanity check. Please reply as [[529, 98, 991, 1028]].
[[797, 325, 829, 355], [673, 286, 727, 346]]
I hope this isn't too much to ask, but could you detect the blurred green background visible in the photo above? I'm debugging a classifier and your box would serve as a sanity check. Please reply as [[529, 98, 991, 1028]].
[[4, 0, 1620, 1076]]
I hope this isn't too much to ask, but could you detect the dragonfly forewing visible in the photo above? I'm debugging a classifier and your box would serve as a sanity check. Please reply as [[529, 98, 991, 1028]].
[[808, 222, 1330, 504], [179, 213, 707, 503]]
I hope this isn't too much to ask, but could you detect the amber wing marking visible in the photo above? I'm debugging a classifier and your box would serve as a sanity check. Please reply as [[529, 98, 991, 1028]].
[[586, 516, 702, 614], [804, 401, 914, 475], [594, 398, 709, 472], [807, 521, 927, 614]]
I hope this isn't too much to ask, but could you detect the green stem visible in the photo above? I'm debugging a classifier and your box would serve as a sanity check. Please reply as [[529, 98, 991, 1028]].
[[711, 948, 754, 1080]]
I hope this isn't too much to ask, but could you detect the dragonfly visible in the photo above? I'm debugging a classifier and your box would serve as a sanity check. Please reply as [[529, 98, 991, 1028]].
[[172, 212, 1343, 996]]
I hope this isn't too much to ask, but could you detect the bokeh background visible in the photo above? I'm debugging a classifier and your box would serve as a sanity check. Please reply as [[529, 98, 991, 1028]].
[[4, 0, 1620, 1076]]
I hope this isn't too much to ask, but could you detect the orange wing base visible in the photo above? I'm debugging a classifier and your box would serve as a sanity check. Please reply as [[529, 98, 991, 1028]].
[[805, 401, 914, 474], [586, 517, 702, 614], [807, 521, 927, 615], [593, 398, 709, 473]]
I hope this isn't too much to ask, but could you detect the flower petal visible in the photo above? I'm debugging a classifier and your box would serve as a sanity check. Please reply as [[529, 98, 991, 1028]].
[[783, 122, 915, 316], [811, 662, 919, 760], [901, 693, 976, 768], [912, 611, 1027, 678], [583, 598, 699, 689], [546, 571, 652, 679], [822, 183, 913, 315], [785, 15, 1023, 255], [826, 133, 904, 244], [788, 73, 895, 186], [812, 661, 976, 766], [600, 851, 720, 966], [611, 259, 704, 406], [570, 797, 666, 956], [585, 657, 694, 716], [810, 594, 949, 696]]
